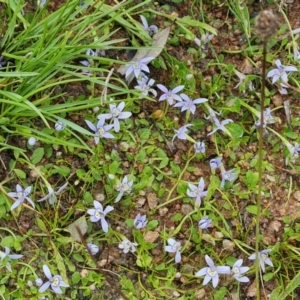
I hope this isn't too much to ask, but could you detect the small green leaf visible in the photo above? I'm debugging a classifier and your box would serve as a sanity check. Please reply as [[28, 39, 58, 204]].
[[147, 220, 158, 230], [244, 170, 259, 189], [53, 165, 70, 177], [246, 205, 257, 215], [13, 169, 26, 179], [227, 123, 244, 139], [71, 272, 81, 284], [159, 158, 169, 168], [285, 131, 298, 139], [73, 254, 84, 263], [36, 218, 47, 232], [109, 161, 120, 174], [213, 287, 227, 300], [31, 147, 44, 164], [1, 236, 14, 247], [263, 272, 274, 282], [138, 128, 151, 143], [171, 213, 182, 222]]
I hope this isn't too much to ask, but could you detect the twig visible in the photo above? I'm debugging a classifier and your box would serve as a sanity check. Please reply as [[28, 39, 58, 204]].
[[101, 68, 114, 106], [0, 155, 6, 170]]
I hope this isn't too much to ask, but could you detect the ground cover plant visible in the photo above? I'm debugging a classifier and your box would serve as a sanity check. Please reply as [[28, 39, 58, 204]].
[[2, 0, 300, 299]]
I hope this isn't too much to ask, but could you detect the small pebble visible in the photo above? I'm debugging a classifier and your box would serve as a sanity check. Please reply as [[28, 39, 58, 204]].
[[147, 193, 158, 209], [293, 190, 300, 202], [159, 207, 168, 216]]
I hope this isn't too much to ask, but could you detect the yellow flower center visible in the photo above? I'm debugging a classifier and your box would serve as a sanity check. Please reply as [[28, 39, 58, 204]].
[[112, 108, 120, 118], [52, 277, 59, 287], [207, 268, 216, 277], [95, 209, 104, 219], [232, 266, 240, 275], [97, 127, 105, 135]]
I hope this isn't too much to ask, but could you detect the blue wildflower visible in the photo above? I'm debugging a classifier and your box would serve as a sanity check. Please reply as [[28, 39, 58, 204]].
[[172, 124, 193, 145], [38, 265, 69, 294], [249, 249, 273, 273], [140, 15, 158, 36], [99, 102, 132, 132], [115, 175, 133, 203], [187, 178, 207, 206], [267, 59, 297, 84], [8, 184, 34, 210], [85, 117, 114, 144], [195, 255, 230, 288], [125, 57, 154, 79], [134, 213, 148, 229], [87, 201, 114, 233], [165, 238, 182, 263], [174, 94, 208, 114], [157, 84, 184, 105]]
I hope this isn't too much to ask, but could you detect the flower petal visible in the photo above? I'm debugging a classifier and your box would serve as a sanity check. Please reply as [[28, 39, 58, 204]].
[[205, 255, 215, 268], [85, 120, 96, 132], [212, 273, 219, 288], [43, 265, 52, 280], [39, 281, 51, 293], [195, 267, 208, 277], [100, 218, 109, 233]]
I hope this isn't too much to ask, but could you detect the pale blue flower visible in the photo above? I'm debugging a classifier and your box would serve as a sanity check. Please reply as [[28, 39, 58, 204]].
[[79, 49, 105, 69], [134, 213, 148, 229], [115, 175, 133, 203], [249, 249, 273, 273], [220, 169, 237, 188], [174, 93, 207, 114], [55, 120, 66, 131], [8, 184, 34, 210], [195, 255, 230, 288], [294, 47, 300, 60], [85, 117, 114, 144], [37, 0, 47, 8], [118, 238, 138, 253], [0, 247, 23, 272], [98, 102, 132, 132], [255, 107, 276, 128], [87, 201, 114, 233], [28, 137, 37, 146], [198, 216, 212, 229], [39, 265, 69, 294], [287, 142, 300, 163], [134, 78, 157, 98], [209, 157, 222, 170], [234, 69, 254, 91], [267, 59, 297, 84], [37, 182, 68, 205], [194, 33, 214, 50], [157, 84, 184, 105], [205, 107, 221, 121], [125, 57, 154, 79], [207, 117, 233, 136], [0, 56, 8, 68], [232, 259, 249, 282], [194, 141, 205, 154], [140, 15, 158, 36], [172, 124, 193, 145], [187, 178, 207, 206], [278, 82, 288, 95], [86, 243, 99, 255], [35, 278, 43, 287], [165, 238, 182, 263]]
